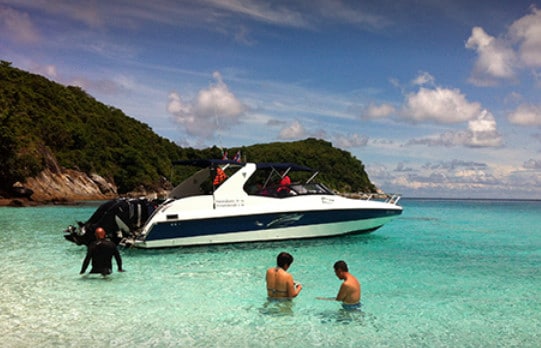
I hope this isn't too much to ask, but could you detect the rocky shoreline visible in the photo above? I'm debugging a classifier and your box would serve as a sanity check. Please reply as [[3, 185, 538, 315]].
[[1, 167, 167, 207], [1, 164, 386, 208]]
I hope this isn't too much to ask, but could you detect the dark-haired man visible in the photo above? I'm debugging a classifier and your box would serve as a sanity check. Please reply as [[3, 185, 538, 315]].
[[333, 260, 361, 310]]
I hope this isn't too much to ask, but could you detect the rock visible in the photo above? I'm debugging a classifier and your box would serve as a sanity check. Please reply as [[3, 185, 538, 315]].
[[0, 149, 170, 205], [23, 168, 118, 202], [8, 199, 25, 207], [90, 173, 117, 195], [42, 146, 62, 174], [11, 182, 34, 199]]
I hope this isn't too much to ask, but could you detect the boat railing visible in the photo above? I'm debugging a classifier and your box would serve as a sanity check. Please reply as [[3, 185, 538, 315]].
[[368, 193, 401, 204], [339, 192, 401, 204], [386, 194, 401, 205]]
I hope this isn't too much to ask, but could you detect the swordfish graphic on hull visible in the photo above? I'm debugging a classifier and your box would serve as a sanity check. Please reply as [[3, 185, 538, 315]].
[[264, 213, 304, 228]]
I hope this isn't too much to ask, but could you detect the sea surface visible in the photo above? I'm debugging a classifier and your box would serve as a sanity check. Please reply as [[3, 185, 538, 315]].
[[0, 198, 539, 347]]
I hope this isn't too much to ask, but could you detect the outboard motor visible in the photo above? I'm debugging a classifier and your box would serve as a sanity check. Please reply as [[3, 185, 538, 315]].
[[64, 198, 160, 246]]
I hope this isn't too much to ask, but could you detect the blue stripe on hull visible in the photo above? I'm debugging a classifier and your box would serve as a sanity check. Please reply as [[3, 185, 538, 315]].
[[144, 208, 401, 241]]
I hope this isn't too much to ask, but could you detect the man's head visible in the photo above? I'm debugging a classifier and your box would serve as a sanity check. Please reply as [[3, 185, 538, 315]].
[[277, 251, 294, 269], [95, 227, 106, 240], [334, 260, 348, 279]]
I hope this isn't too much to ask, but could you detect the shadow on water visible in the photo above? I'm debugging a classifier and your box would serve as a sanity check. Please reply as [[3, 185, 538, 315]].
[[316, 308, 383, 330], [78, 274, 114, 281], [399, 216, 440, 222], [258, 299, 295, 317], [257, 299, 384, 332]]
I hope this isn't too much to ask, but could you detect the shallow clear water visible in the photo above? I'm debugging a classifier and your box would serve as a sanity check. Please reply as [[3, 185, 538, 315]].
[[0, 199, 540, 347]]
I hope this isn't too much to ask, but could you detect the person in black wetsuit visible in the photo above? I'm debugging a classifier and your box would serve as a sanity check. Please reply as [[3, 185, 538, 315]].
[[80, 227, 124, 276]]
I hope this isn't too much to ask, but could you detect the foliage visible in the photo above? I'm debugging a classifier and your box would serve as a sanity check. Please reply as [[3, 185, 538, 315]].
[[236, 138, 376, 193], [0, 61, 184, 193], [0, 62, 377, 194]]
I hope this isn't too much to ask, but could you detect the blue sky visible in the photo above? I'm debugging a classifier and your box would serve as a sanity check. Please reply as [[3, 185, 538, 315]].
[[1, 1, 541, 199]]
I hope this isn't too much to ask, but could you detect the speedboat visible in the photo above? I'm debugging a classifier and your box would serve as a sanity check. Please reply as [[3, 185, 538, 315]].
[[127, 159, 402, 248]]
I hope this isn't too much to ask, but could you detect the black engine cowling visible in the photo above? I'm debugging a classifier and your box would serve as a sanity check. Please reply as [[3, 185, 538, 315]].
[[64, 198, 161, 246]]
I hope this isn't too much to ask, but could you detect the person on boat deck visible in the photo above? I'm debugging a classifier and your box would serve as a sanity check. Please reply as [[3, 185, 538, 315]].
[[266, 252, 302, 299], [333, 260, 361, 310], [276, 172, 291, 196], [80, 227, 124, 276], [213, 167, 227, 187]]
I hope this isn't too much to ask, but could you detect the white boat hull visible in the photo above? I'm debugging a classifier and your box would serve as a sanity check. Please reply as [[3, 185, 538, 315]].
[[134, 215, 396, 248]]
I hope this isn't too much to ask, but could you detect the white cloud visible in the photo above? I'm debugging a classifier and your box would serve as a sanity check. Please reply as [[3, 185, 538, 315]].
[[379, 162, 505, 197], [523, 159, 541, 170], [279, 120, 306, 139], [405, 132, 462, 147], [367, 149, 541, 199], [44, 65, 57, 78], [402, 87, 482, 123], [28, 64, 58, 79], [466, 7, 541, 86], [311, 0, 388, 29], [205, 0, 310, 28], [508, 104, 541, 126], [465, 26, 517, 86], [0, 6, 39, 43], [412, 71, 435, 86], [509, 7, 541, 68], [333, 133, 369, 148], [361, 103, 395, 120], [205, 0, 388, 30], [406, 109, 502, 148], [167, 92, 187, 114], [394, 162, 415, 172], [466, 109, 502, 147], [71, 76, 125, 96], [507, 170, 541, 193], [429, 160, 487, 170], [168, 71, 246, 138]]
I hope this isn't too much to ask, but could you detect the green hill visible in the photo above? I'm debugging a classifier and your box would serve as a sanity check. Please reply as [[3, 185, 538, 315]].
[[0, 61, 376, 196], [236, 139, 375, 193]]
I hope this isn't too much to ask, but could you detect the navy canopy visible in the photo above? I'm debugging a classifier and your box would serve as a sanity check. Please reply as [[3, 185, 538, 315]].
[[172, 159, 314, 172], [172, 159, 246, 167], [255, 162, 314, 172]]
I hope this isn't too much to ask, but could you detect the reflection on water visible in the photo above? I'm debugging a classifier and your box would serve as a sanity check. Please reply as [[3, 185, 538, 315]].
[[79, 273, 114, 281], [318, 308, 365, 324], [259, 299, 294, 316]]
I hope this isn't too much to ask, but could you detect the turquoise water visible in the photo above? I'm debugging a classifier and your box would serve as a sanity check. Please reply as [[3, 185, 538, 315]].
[[0, 199, 540, 347]]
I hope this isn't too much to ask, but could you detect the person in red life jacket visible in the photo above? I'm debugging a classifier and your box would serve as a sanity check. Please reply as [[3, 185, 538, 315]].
[[213, 167, 227, 187], [277, 172, 291, 196]]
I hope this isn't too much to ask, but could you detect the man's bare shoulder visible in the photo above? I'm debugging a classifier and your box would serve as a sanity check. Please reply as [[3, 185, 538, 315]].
[[342, 275, 359, 290]]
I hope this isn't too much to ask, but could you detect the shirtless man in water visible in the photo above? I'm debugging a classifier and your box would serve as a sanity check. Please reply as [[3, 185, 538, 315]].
[[333, 260, 361, 310], [266, 252, 303, 299]]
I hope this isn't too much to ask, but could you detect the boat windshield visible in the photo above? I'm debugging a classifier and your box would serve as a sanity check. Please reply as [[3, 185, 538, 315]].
[[290, 182, 334, 195], [244, 165, 334, 197], [169, 163, 241, 198]]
